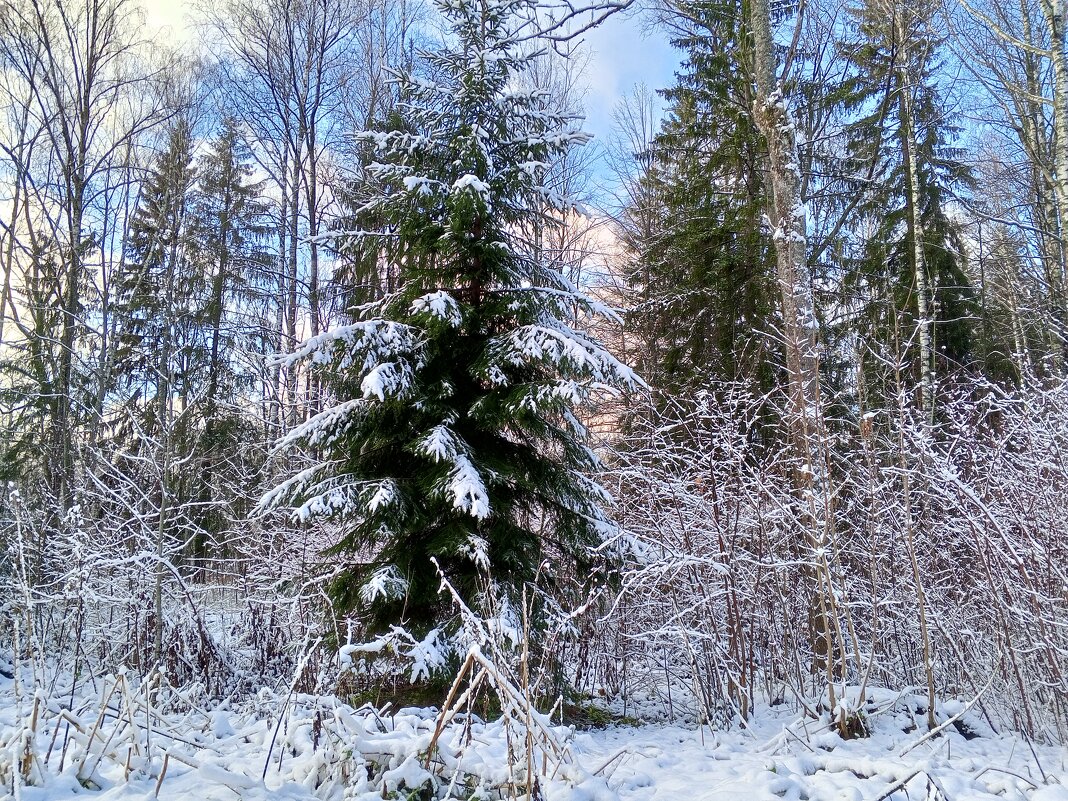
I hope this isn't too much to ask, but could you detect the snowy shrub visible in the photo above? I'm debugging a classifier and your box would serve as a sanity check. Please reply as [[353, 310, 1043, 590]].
[[595, 378, 1068, 740]]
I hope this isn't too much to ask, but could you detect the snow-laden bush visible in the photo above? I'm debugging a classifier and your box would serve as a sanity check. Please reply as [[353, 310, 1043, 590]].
[[597, 377, 1068, 741], [0, 450, 328, 701], [0, 560, 607, 800]]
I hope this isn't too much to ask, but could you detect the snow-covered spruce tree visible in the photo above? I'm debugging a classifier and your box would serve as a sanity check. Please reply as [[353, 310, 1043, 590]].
[[263, 0, 639, 635]]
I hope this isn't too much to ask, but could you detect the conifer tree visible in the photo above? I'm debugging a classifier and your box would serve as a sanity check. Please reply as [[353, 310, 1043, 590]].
[[115, 119, 198, 430], [195, 118, 270, 426], [837, 0, 977, 405], [116, 118, 271, 560], [114, 119, 199, 630], [624, 0, 776, 396], [189, 117, 272, 553], [264, 0, 639, 633], [0, 235, 66, 483]]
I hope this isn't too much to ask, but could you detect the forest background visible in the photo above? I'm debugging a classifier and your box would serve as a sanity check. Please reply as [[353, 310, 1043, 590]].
[[1, 0, 1067, 772]]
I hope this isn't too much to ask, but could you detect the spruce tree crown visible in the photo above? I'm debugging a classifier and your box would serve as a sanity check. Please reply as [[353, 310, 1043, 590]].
[[264, 0, 640, 634]]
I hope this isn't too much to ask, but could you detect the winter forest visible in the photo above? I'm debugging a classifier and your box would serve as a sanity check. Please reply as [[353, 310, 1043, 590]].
[[1, 0, 1068, 797]]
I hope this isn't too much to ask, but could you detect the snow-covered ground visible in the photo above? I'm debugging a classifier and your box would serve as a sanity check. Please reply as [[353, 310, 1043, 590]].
[[578, 709, 1068, 801], [1, 674, 1065, 801]]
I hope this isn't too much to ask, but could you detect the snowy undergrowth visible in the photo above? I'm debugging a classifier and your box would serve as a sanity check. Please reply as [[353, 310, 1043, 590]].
[[2, 675, 1065, 801], [0, 662, 608, 801]]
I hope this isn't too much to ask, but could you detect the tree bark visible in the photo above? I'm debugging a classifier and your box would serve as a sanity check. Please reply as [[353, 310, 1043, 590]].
[[896, 8, 935, 418], [750, 0, 842, 703]]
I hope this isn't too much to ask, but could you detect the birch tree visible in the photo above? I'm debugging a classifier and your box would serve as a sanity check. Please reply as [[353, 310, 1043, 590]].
[[749, 0, 846, 702], [0, 0, 168, 504], [950, 0, 1068, 372]]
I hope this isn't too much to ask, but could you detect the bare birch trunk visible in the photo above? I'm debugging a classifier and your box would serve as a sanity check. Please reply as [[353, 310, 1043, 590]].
[[1009, 290, 1032, 375], [1022, 0, 1068, 373], [287, 145, 301, 426], [750, 0, 842, 706], [895, 14, 936, 419], [0, 157, 23, 349], [1043, 0, 1068, 368], [889, 0, 939, 728]]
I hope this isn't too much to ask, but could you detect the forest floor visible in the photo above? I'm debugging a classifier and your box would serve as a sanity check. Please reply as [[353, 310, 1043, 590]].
[[1, 674, 1065, 801]]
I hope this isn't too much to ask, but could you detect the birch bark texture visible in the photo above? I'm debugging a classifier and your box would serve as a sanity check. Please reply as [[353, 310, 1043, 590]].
[[749, 0, 842, 695], [895, 4, 936, 417], [749, 0, 822, 474]]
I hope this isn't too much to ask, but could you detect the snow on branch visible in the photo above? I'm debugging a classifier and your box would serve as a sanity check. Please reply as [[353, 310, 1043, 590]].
[[492, 323, 643, 386]]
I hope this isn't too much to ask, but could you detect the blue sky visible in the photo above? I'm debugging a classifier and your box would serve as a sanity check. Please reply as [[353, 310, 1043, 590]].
[[142, 0, 679, 199], [579, 7, 680, 148], [143, 0, 680, 145]]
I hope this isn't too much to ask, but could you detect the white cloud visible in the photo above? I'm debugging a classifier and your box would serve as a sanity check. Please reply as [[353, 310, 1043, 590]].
[[579, 9, 678, 146], [142, 0, 191, 41]]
